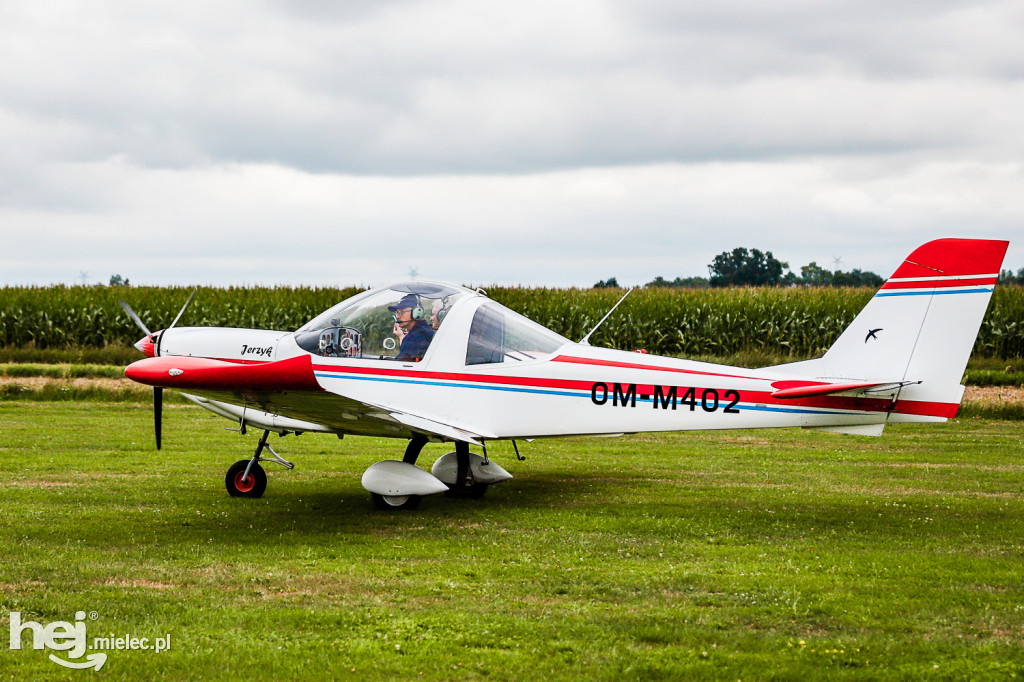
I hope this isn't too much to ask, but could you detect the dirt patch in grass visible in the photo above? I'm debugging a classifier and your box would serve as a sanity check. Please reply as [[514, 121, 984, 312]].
[[963, 385, 1024, 405], [0, 376, 131, 390], [701, 435, 778, 447], [99, 578, 176, 590], [5, 479, 75, 487], [850, 461, 1024, 473], [4, 473, 161, 486], [0, 580, 46, 591]]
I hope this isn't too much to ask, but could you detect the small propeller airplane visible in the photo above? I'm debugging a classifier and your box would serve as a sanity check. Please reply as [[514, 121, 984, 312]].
[[122, 238, 1008, 510]]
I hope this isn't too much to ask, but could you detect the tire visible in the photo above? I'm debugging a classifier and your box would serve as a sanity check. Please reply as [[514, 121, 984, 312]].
[[444, 482, 488, 499], [226, 460, 267, 498], [371, 493, 421, 510]]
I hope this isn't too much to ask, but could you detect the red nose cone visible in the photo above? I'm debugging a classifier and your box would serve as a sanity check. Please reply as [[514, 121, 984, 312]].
[[134, 332, 159, 357]]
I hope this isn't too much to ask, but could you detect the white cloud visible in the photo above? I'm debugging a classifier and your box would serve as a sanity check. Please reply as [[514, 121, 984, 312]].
[[0, 0, 1020, 287], [2, 156, 1018, 287]]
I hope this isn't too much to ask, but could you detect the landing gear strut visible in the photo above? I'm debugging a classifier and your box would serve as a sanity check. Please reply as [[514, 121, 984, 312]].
[[444, 441, 488, 499], [403, 434, 428, 464], [225, 429, 294, 498]]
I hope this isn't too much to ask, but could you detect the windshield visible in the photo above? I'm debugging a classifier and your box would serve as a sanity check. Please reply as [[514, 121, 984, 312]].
[[295, 282, 472, 361]]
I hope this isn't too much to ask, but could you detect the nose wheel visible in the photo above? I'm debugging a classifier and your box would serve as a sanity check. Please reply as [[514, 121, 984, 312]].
[[226, 459, 267, 498], [224, 429, 294, 498]]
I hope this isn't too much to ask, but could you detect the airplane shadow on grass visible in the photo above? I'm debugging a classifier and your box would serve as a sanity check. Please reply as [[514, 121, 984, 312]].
[[117, 467, 1010, 551]]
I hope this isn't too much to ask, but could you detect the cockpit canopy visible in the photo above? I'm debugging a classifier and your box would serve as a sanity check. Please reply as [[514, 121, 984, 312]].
[[294, 281, 570, 364], [294, 282, 472, 360]]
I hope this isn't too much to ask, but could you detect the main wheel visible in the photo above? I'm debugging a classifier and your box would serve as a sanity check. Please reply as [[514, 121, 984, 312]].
[[226, 460, 267, 498], [444, 482, 488, 499], [371, 493, 421, 510]]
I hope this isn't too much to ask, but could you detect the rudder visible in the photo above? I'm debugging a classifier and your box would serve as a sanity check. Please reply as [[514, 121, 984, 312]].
[[821, 238, 1008, 419]]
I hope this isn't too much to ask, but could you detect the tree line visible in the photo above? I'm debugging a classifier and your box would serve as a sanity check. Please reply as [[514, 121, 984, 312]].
[[1000, 268, 1024, 285], [596, 247, 885, 289]]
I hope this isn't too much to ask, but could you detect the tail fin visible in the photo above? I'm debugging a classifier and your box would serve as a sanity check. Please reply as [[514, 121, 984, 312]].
[[818, 238, 1007, 420]]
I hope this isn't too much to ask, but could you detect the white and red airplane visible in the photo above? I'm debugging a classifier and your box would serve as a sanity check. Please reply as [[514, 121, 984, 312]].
[[123, 238, 1008, 509]]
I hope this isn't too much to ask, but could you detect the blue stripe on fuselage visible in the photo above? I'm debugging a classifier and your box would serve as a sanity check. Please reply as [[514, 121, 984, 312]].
[[314, 372, 870, 417]]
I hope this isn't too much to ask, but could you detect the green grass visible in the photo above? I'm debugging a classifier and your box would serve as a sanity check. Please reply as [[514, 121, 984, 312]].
[[965, 356, 1024, 373], [963, 369, 1024, 387], [958, 402, 1024, 420], [0, 344, 140, 366], [1, 402, 1022, 679]]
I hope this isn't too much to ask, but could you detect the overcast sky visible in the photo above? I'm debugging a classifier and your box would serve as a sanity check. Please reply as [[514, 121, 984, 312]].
[[2, 0, 1021, 288]]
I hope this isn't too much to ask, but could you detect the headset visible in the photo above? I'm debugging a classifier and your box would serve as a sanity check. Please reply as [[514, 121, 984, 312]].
[[434, 296, 451, 324], [410, 298, 425, 321], [391, 296, 424, 322]]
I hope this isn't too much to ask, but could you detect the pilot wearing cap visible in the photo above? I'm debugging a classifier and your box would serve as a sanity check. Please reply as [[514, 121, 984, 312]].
[[388, 294, 435, 361]]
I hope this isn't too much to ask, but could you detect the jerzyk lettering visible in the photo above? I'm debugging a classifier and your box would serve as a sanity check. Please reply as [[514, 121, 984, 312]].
[[241, 344, 273, 358]]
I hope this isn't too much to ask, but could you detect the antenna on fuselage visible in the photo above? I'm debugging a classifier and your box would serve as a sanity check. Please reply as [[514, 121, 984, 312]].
[[579, 287, 634, 346]]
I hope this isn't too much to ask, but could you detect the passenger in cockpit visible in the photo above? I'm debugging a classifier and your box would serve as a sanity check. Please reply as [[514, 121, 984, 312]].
[[389, 294, 434, 361], [430, 298, 450, 331]]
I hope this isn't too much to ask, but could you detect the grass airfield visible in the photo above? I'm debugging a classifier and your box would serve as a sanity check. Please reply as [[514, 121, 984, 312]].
[[1, 402, 1023, 679]]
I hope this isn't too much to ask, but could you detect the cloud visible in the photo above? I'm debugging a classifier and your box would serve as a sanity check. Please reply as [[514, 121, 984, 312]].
[[0, 0, 1020, 287], [1, 156, 1018, 287], [5, 0, 1022, 175]]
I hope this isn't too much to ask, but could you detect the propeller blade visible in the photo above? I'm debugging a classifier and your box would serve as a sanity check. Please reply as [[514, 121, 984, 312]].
[[156, 289, 197, 357], [118, 300, 151, 337], [154, 387, 163, 450], [167, 289, 197, 331]]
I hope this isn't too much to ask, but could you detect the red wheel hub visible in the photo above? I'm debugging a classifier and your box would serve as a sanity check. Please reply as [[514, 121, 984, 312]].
[[234, 471, 255, 493]]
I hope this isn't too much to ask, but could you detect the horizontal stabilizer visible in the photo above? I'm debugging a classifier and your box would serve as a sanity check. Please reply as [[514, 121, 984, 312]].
[[770, 380, 906, 400]]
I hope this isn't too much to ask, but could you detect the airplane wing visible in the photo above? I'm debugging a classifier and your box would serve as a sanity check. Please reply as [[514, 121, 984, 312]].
[[124, 355, 492, 443]]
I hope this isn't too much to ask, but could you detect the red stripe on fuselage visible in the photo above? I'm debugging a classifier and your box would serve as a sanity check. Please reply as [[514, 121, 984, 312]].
[[551, 355, 767, 382], [312, 362, 597, 392], [312, 361, 955, 417]]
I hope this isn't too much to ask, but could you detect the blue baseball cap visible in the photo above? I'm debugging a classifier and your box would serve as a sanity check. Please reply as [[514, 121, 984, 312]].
[[388, 294, 420, 311]]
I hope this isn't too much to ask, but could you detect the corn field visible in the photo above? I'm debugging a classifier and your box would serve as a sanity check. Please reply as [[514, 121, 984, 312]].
[[1, 284, 1021, 359]]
